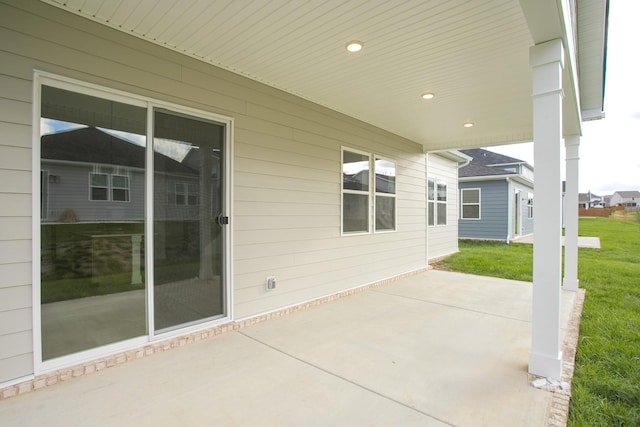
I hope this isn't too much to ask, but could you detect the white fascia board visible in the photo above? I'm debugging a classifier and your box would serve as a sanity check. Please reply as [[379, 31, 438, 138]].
[[460, 174, 533, 187], [428, 149, 473, 166]]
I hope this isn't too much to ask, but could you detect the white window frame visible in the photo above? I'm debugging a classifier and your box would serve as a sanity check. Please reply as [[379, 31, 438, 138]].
[[436, 178, 447, 226], [32, 71, 234, 375], [89, 172, 110, 201], [341, 147, 371, 235], [374, 156, 396, 233], [461, 188, 481, 220], [341, 148, 398, 235], [111, 174, 130, 202], [428, 176, 447, 226]]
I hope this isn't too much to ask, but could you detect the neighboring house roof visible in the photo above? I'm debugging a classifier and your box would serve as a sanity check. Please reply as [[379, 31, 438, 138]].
[[458, 148, 532, 183], [578, 193, 591, 204], [613, 190, 640, 198], [41, 127, 196, 175]]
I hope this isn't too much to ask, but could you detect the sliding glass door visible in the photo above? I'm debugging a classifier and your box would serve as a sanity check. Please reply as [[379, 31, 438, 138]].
[[153, 109, 226, 332], [39, 79, 229, 363], [40, 86, 148, 360]]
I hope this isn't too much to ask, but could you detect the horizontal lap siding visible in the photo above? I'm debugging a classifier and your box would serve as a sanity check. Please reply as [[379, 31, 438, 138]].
[[234, 100, 426, 317], [426, 154, 459, 260], [0, 6, 35, 383], [0, 0, 428, 382], [459, 180, 509, 240]]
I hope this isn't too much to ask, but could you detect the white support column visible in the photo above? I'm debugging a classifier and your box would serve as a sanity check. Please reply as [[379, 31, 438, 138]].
[[529, 39, 564, 380], [564, 135, 580, 291]]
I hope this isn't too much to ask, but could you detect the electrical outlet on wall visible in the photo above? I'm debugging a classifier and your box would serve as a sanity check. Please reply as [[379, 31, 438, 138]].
[[266, 276, 276, 290]]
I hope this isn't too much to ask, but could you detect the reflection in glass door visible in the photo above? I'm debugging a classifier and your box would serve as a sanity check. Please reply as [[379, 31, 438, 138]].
[[153, 110, 226, 332], [39, 85, 147, 360]]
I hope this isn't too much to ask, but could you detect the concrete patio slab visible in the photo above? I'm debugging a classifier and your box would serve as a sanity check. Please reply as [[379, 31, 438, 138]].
[[0, 270, 579, 426]]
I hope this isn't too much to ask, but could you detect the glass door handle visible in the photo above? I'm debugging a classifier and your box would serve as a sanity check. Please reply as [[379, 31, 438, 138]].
[[217, 214, 229, 226]]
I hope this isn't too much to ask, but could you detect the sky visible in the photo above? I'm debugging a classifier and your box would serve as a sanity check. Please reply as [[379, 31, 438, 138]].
[[489, 0, 640, 196]]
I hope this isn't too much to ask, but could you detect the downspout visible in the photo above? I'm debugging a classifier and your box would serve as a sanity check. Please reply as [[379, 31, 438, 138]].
[[505, 177, 511, 244], [425, 152, 429, 267]]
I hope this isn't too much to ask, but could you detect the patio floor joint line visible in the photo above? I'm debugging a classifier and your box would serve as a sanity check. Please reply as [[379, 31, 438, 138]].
[[238, 331, 456, 427], [372, 289, 531, 324]]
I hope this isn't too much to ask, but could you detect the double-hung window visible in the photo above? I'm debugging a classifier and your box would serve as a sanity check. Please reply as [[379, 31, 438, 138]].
[[461, 188, 481, 219], [90, 173, 130, 201], [428, 176, 447, 226], [90, 173, 109, 201], [342, 149, 396, 234], [374, 157, 396, 232], [111, 175, 130, 202], [342, 149, 370, 234]]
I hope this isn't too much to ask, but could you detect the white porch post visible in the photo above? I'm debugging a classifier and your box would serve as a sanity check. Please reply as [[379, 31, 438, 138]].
[[564, 135, 580, 291], [529, 39, 564, 380]]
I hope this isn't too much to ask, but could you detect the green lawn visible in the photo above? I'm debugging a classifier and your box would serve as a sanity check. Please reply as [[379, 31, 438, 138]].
[[434, 216, 640, 426]]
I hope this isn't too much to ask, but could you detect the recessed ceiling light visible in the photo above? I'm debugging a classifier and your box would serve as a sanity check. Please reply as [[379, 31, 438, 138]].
[[463, 122, 474, 128], [345, 41, 363, 52], [421, 93, 435, 100]]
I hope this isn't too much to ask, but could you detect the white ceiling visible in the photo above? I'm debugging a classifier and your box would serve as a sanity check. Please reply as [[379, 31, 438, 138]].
[[41, 0, 606, 151]]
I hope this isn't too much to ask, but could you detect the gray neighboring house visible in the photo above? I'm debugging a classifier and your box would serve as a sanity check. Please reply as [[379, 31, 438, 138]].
[[578, 191, 603, 208], [458, 149, 534, 242], [610, 190, 640, 207]]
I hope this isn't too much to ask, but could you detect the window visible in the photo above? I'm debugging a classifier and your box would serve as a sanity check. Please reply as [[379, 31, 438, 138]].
[[437, 179, 447, 225], [428, 176, 447, 226], [112, 175, 130, 202], [342, 149, 396, 234], [174, 182, 199, 205], [342, 149, 370, 234], [375, 157, 396, 232], [461, 188, 481, 219], [90, 173, 109, 201], [90, 173, 130, 201], [527, 193, 534, 219]]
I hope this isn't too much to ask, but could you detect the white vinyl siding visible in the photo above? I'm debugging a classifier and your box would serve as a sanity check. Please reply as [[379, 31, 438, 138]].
[[0, 80, 33, 382], [425, 154, 459, 260], [0, 0, 430, 384]]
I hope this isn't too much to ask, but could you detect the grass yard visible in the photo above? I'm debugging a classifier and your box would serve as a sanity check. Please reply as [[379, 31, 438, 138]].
[[433, 216, 640, 426]]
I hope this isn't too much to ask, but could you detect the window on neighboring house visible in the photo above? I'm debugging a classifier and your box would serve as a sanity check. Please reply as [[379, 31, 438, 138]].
[[437, 178, 447, 225], [174, 182, 199, 205], [90, 173, 109, 201], [112, 175, 130, 202], [375, 157, 396, 232], [461, 188, 481, 219], [527, 193, 534, 219], [342, 149, 370, 234]]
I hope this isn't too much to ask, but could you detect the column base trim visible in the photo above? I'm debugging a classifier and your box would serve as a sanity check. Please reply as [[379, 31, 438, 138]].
[[529, 350, 563, 380], [563, 277, 579, 291]]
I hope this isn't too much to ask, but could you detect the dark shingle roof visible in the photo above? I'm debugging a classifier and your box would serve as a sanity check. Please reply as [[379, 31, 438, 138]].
[[41, 127, 196, 174], [459, 148, 524, 166], [458, 148, 525, 178]]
